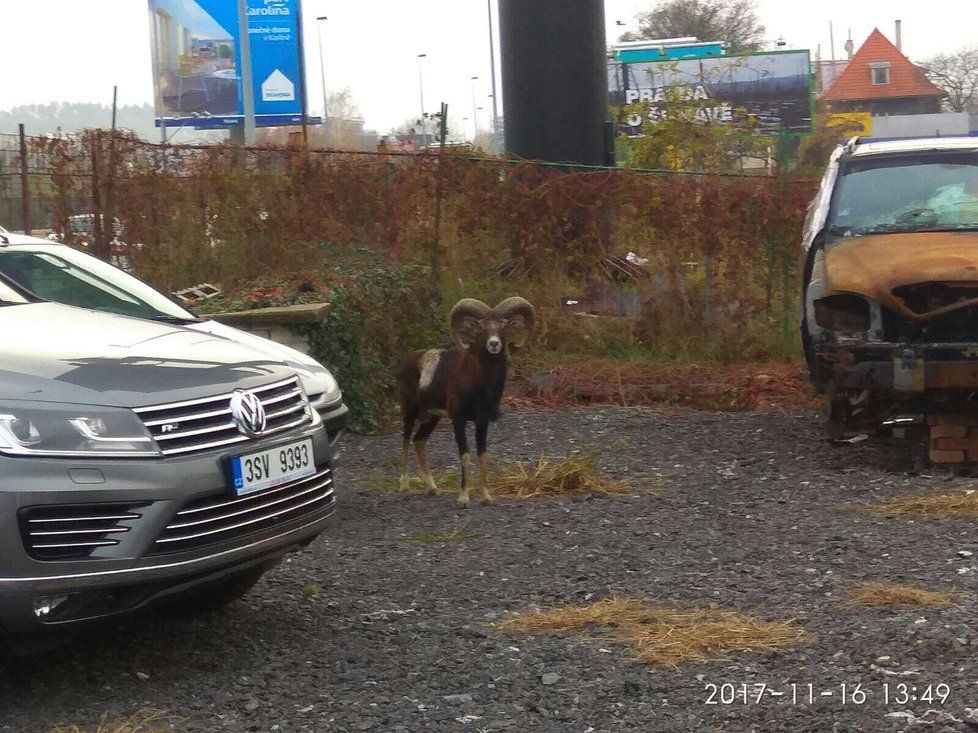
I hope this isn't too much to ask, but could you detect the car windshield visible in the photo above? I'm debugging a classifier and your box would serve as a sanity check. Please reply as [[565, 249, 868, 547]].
[[827, 150, 978, 236], [0, 245, 198, 322]]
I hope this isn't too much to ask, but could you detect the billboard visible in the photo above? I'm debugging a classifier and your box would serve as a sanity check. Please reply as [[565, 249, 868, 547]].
[[609, 50, 813, 136], [148, 0, 306, 128]]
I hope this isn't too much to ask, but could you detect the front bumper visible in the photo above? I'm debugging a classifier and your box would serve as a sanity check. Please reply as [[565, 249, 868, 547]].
[[0, 422, 334, 634], [318, 399, 349, 450], [822, 341, 978, 393]]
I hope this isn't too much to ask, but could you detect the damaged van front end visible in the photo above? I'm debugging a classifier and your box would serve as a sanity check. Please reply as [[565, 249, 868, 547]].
[[802, 138, 978, 436]]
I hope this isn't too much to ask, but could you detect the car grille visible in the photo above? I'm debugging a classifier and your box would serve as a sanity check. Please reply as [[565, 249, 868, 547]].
[[134, 377, 312, 457], [19, 503, 148, 561], [149, 466, 335, 555]]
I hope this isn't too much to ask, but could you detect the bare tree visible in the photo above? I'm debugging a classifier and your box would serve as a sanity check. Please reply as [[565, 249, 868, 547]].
[[923, 45, 978, 113], [620, 0, 765, 53]]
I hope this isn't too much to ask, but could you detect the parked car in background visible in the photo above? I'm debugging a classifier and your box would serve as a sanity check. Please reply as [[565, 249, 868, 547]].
[[0, 227, 347, 449], [801, 136, 978, 436], [0, 279, 336, 652]]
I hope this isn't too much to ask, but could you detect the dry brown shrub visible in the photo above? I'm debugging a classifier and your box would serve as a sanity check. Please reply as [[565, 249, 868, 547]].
[[845, 583, 958, 608], [498, 597, 811, 667], [855, 490, 978, 519], [506, 362, 819, 413]]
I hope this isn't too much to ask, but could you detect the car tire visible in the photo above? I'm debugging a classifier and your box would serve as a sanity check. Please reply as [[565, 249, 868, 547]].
[[166, 566, 269, 615]]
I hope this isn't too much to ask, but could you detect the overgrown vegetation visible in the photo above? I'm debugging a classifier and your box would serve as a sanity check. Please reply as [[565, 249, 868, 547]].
[[12, 133, 817, 429], [855, 490, 978, 519], [845, 583, 958, 608], [498, 596, 811, 667]]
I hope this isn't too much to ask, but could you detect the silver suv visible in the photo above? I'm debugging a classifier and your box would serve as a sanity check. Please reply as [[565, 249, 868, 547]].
[[0, 279, 335, 651]]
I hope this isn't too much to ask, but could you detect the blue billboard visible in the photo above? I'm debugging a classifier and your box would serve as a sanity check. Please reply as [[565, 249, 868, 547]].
[[149, 0, 306, 128]]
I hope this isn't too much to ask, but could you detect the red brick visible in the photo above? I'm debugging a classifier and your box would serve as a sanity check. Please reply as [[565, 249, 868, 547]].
[[930, 449, 966, 464]]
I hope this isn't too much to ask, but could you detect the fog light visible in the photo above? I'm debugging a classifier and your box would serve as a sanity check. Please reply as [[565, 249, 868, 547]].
[[33, 595, 68, 618]]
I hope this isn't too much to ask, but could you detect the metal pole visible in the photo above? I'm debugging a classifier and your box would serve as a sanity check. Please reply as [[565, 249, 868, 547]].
[[417, 54, 428, 147], [296, 4, 310, 147], [18, 124, 31, 235], [237, 0, 257, 145], [470, 76, 479, 141], [317, 16, 328, 144], [432, 102, 449, 298], [487, 0, 500, 150]]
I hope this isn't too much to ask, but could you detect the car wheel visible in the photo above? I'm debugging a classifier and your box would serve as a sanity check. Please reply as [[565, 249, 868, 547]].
[[166, 566, 269, 615]]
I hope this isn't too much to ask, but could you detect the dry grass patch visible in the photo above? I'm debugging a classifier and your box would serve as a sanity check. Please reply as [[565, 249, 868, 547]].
[[487, 455, 635, 499], [846, 583, 958, 608], [497, 597, 811, 668], [856, 489, 978, 519], [382, 455, 645, 500], [48, 710, 174, 733]]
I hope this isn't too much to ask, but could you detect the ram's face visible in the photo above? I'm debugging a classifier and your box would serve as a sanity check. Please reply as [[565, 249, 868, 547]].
[[477, 318, 508, 355]]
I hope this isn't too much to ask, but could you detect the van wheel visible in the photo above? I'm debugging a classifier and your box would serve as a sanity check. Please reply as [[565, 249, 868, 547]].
[[167, 566, 269, 615]]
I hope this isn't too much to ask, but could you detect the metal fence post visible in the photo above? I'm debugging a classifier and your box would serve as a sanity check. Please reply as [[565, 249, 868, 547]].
[[18, 124, 31, 234], [90, 131, 107, 260]]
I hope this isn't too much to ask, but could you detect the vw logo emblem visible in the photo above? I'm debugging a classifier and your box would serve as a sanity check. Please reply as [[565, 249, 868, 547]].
[[230, 390, 267, 437]]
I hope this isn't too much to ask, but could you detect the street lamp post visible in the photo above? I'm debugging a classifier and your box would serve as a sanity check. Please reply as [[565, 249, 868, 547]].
[[316, 16, 328, 143], [487, 0, 501, 151], [417, 53, 428, 146], [470, 76, 480, 141]]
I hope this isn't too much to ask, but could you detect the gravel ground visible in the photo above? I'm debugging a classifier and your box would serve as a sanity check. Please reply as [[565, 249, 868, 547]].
[[3, 407, 978, 733]]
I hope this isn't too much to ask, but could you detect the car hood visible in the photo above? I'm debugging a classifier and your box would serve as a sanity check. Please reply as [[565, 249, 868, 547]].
[[825, 231, 978, 321], [187, 319, 336, 398], [0, 302, 295, 408]]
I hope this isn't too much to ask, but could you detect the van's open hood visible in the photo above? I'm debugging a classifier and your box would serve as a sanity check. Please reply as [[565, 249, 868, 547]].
[[825, 231, 978, 321], [0, 303, 294, 408]]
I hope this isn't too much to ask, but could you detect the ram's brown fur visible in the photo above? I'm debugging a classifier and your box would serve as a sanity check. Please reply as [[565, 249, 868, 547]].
[[396, 297, 534, 506]]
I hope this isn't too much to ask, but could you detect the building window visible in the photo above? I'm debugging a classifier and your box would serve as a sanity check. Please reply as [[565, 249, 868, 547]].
[[870, 62, 891, 86]]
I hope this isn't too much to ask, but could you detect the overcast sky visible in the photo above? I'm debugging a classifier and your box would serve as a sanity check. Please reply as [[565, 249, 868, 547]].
[[0, 0, 973, 136]]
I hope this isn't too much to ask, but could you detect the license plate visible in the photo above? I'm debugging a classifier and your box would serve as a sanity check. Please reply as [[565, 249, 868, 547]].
[[230, 439, 315, 496]]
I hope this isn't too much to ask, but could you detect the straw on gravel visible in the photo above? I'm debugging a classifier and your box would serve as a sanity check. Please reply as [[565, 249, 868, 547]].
[[383, 455, 640, 499], [497, 597, 811, 668], [845, 583, 958, 608], [48, 710, 173, 733], [855, 489, 978, 518]]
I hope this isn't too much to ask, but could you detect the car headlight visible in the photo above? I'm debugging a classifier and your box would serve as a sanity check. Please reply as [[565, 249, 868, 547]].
[[0, 402, 159, 457], [814, 293, 871, 335]]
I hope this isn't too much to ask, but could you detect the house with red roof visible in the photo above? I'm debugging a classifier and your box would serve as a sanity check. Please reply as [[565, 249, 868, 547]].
[[820, 28, 946, 116]]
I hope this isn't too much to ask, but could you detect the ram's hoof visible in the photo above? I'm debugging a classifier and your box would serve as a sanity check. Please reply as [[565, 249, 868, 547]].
[[398, 476, 409, 493], [458, 496, 470, 508]]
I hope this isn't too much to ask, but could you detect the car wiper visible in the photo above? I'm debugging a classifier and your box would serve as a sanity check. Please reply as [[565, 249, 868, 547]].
[[151, 315, 200, 325]]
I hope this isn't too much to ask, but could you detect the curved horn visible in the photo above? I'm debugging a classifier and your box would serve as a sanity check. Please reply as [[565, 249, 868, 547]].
[[450, 298, 492, 347], [494, 296, 536, 350]]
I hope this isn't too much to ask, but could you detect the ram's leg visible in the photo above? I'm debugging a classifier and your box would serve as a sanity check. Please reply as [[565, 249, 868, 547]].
[[453, 417, 471, 507], [475, 421, 492, 503], [399, 416, 416, 492], [413, 416, 441, 492]]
